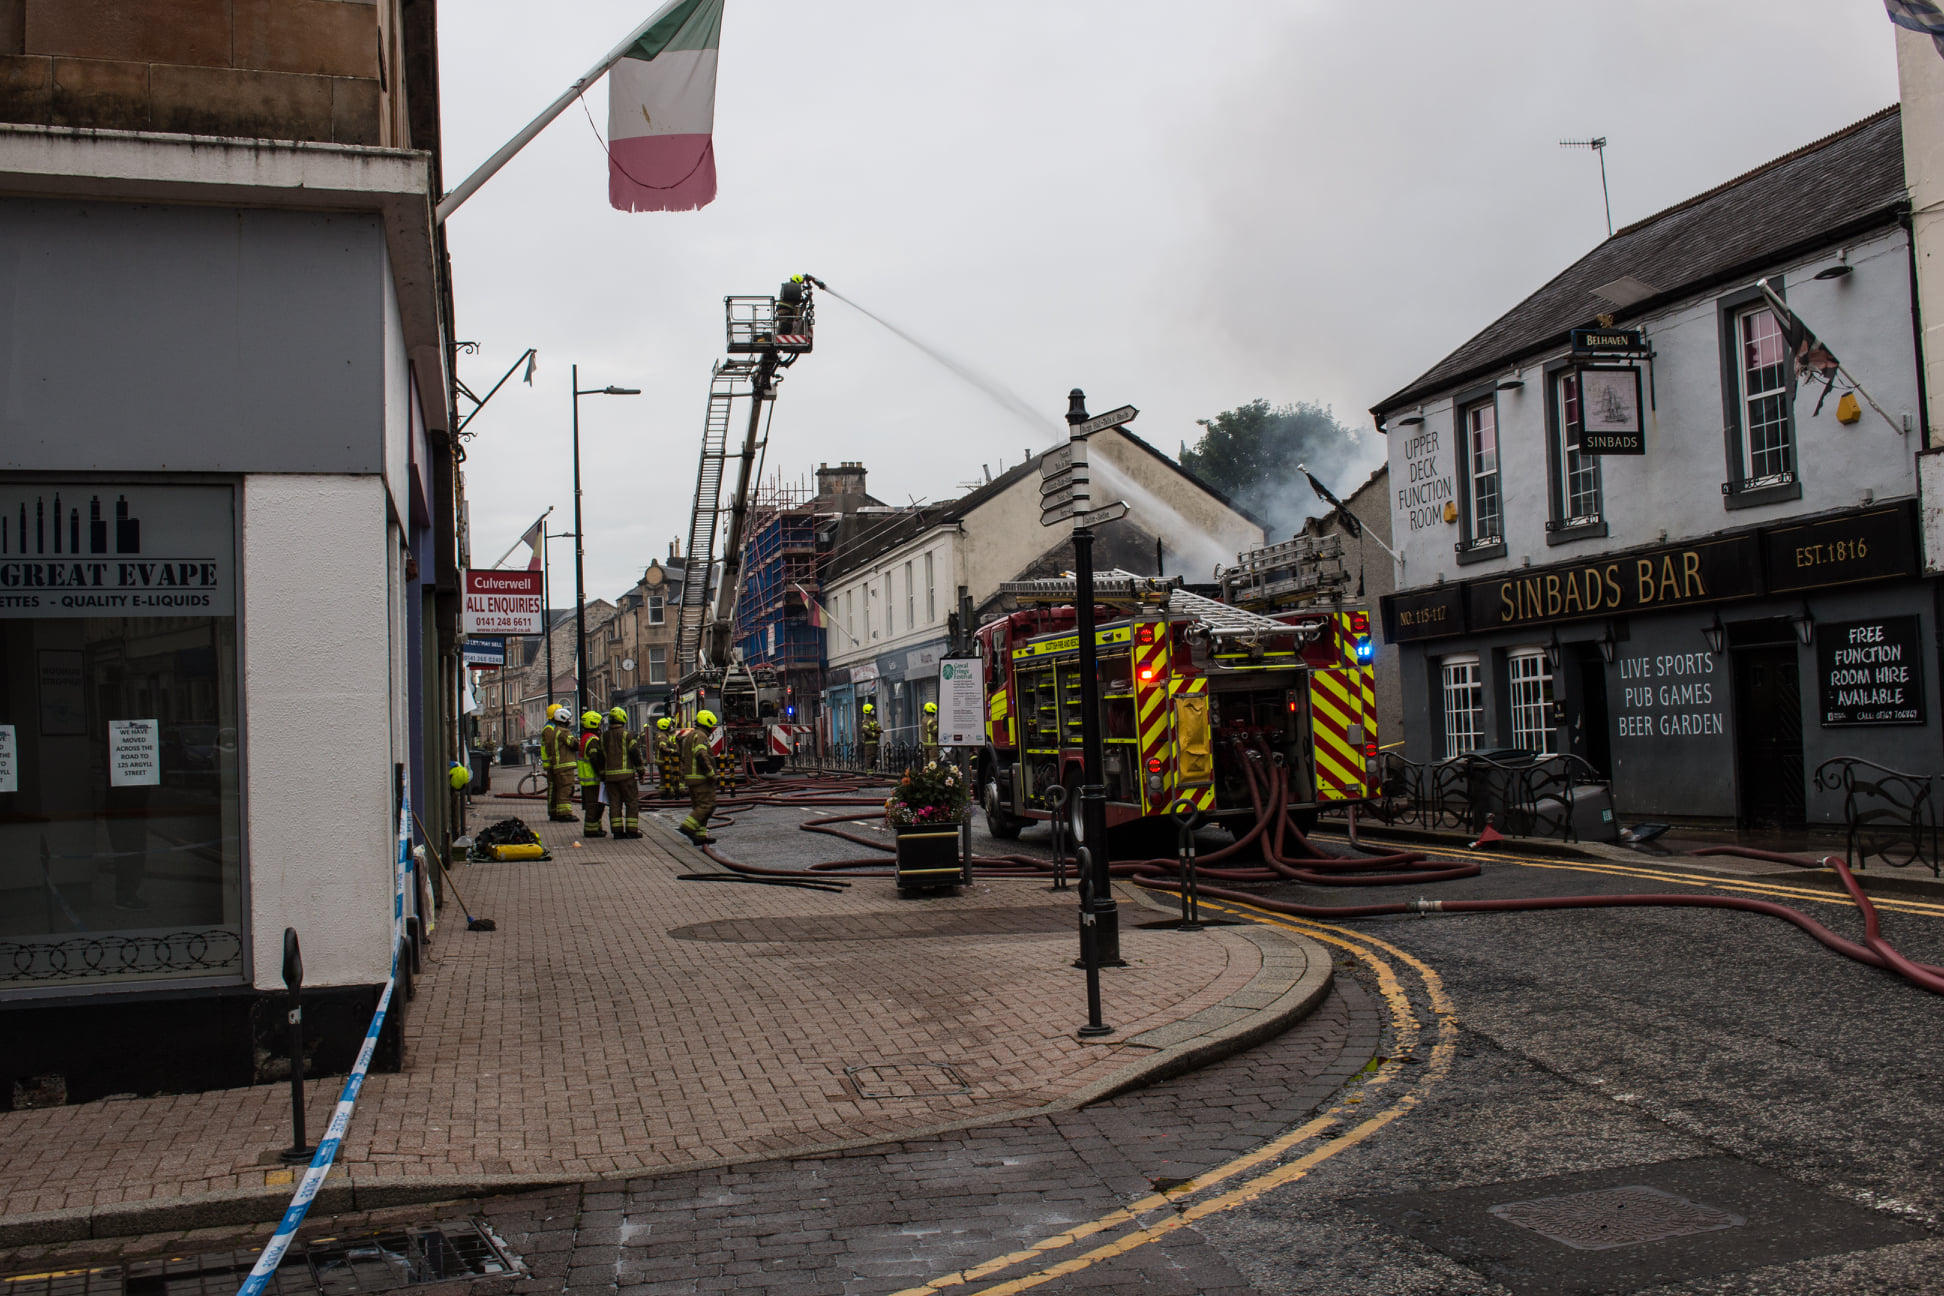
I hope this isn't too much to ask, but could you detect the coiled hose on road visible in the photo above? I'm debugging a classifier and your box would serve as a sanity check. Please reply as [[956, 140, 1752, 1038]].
[[637, 752, 1944, 1001]]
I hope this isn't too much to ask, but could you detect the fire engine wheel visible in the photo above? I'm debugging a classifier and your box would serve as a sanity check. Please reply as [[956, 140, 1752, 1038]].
[[983, 783, 1023, 840]]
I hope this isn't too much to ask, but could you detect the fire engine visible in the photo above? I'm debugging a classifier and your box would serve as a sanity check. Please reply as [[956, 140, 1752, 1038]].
[[974, 565, 1379, 843]]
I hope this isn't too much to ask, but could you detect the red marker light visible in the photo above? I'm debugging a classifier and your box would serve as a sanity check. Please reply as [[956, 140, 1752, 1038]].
[[1146, 757, 1163, 773], [1365, 741, 1378, 757], [1139, 667, 1156, 681], [1136, 624, 1155, 644]]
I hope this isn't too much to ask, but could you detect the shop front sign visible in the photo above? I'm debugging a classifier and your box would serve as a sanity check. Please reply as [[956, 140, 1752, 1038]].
[[1575, 367, 1646, 455], [1383, 584, 1466, 643], [1765, 503, 1919, 594], [0, 484, 234, 618], [1817, 615, 1924, 726], [1465, 534, 1763, 632]]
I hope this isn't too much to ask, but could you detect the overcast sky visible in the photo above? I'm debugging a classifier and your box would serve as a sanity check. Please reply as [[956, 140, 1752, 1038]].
[[441, 1, 1901, 599]]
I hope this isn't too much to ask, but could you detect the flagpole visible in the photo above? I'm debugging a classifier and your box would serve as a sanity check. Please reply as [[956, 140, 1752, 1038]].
[[436, 0, 688, 224], [489, 506, 554, 570]]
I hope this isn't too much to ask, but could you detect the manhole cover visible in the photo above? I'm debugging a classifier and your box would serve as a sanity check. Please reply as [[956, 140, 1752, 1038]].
[[2, 1224, 516, 1296], [845, 1063, 970, 1099], [1488, 1185, 1746, 1251]]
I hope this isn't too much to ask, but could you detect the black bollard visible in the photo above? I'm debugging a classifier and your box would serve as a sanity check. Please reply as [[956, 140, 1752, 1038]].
[[1046, 785, 1069, 891], [1075, 858, 1112, 1038], [279, 928, 316, 1164], [1171, 799, 1204, 931]]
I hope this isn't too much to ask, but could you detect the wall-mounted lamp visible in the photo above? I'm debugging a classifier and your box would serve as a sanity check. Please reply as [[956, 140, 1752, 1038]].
[[1397, 413, 1425, 427], [1545, 630, 1563, 672], [1701, 610, 1727, 656], [1496, 369, 1525, 392], [1597, 622, 1617, 665], [1790, 603, 1816, 646], [1814, 249, 1852, 281]]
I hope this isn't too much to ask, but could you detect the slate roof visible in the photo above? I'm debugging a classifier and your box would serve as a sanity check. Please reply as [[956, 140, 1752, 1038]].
[[1372, 106, 1907, 417], [819, 427, 1259, 581]]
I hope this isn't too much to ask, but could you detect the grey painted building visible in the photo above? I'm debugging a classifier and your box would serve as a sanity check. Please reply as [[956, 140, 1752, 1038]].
[[1374, 107, 1936, 828]]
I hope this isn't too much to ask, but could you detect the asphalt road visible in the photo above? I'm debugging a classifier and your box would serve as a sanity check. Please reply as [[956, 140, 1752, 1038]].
[[12, 788, 1944, 1295]]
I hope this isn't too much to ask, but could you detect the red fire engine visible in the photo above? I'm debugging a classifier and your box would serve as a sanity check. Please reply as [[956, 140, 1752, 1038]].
[[973, 572, 1379, 843]]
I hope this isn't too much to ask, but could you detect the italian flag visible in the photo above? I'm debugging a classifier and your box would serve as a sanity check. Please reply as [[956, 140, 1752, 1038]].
[[607, 0, 723, 212]]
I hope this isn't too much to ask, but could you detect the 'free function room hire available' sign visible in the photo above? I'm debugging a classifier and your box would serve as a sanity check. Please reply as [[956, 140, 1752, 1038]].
[[463, 569, 543, 635]]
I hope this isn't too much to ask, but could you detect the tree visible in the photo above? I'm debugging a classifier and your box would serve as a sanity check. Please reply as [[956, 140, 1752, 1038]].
[[1180, 400, 1366, 539]]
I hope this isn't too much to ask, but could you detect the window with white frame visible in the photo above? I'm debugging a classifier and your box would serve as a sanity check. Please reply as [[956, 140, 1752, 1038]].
[[647, 594, 665, 625], [648, 645, 666, 684], [1735, 305, 1793, 483], [1555, 372, 1602, 524], [1507, 650, 1555, 755], [1464, 400, 1501, 543], [925, 551, 935, 623], [846, 589, 854, 642], [1440, 656, 1484, 759], [904, 560, 915, 630]]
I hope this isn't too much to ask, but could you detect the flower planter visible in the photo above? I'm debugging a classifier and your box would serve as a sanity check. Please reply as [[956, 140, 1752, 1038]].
[[893, 822, 964, 892]]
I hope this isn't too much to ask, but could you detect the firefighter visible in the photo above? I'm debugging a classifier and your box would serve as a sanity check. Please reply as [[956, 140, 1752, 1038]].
[[860, 702, 881, 771], [543, 704, 577, 822], [577, 710, 607, 837], [604, 707, 643, 837], [922, 700, 940, 766], [657, 715, 680, 796], [777, 274, 807, 335], [677, 709, 721, 845]]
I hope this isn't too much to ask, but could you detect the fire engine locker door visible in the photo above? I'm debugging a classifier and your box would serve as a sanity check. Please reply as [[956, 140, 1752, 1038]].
[[1287, 683, 1317, 803], [1175, 695, 1212, 784]]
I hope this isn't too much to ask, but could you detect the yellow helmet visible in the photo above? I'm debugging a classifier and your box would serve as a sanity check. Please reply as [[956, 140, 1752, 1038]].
[[609, 707, 628, 723], [656, 717, 672, 731], [924, 702, 937, 714], [862, 703, 875, 714], [448, 760, 471, 790], [546, 703, 564, 722], [582, 711, 601, 729], [695, 709, 719, 728]]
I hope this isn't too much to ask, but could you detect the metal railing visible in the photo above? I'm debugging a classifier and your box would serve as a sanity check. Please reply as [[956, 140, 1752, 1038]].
[[1813, 757, 1940, 877], [1348, 749, 1614, 843]]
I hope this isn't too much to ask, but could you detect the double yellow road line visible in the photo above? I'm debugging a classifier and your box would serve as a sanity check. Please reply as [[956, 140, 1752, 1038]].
[[889, 901, 1457, 1295]]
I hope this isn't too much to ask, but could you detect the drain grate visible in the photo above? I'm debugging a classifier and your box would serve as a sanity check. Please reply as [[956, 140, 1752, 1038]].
[[1488, 1185, 1747, 1251], [3, 1223, 515, 1296], [845, 1063, 971, 1099]]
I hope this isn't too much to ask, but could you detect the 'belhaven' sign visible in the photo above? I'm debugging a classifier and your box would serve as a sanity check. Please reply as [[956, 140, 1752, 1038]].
[[1465, 535, 1762, 631]]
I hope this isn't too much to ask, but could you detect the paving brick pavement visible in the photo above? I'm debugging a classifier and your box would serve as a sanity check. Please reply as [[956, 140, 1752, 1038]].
[[0, 778, 1331, 1244], [0, 977, 1380, 1295]]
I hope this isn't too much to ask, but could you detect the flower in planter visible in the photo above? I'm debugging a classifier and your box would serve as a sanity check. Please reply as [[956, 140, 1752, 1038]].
[[884, 757, 973, 827]]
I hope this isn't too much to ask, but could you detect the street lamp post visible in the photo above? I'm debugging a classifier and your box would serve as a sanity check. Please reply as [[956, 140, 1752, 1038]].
[[571, 365, 641, 721], [1064, 390, 1121, 970]]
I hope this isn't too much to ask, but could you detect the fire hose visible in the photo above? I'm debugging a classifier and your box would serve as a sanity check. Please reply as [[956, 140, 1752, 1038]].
[[654, 756, 1944, 1000]]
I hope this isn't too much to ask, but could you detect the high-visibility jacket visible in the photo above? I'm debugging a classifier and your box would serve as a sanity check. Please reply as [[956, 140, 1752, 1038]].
[[603, 725, 642, 779], [923, 716, 939, 745], [577, 731, 603, 787], [657, 733, 680, 765], [545, 723, 577, 772], [678, 728, 716, 784], [861, 717, 882, 742]]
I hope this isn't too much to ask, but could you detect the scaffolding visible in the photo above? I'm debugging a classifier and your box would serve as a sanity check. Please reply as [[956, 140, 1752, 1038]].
[[732, 478, 827, 693]]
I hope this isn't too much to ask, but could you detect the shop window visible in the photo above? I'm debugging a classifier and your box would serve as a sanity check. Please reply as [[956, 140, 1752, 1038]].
[[1546, 370, 1604, 541], [1454, 396, 1505, 562], [0, 483, 244, 992], [1440, 656, 1484, 759], [1507, 649, 1556, 756], [1718, 287, 1802, 508]]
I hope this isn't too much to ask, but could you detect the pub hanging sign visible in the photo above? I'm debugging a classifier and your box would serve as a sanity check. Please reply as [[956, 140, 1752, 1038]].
[[1575, 366, 1646, 455]]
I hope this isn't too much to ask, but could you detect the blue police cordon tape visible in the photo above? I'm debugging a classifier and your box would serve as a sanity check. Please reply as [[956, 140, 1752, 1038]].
[[234, 800, 410, 1296]]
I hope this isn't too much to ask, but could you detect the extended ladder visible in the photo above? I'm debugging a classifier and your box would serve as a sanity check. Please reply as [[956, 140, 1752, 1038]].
[[676, 360, 763, 676]]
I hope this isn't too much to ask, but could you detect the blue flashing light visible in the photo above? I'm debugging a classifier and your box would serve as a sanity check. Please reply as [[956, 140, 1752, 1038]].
[[785, 705, 796, 718], [1355, 638, 1375, 662]]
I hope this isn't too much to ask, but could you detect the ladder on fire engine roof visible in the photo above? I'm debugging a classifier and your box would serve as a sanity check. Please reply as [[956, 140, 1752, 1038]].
[[998, 570, 1301, 641], [675, 359, 771, 677]]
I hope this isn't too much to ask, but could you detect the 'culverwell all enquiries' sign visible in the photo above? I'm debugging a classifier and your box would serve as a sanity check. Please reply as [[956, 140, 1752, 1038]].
[[463, 569, 543, 635]]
